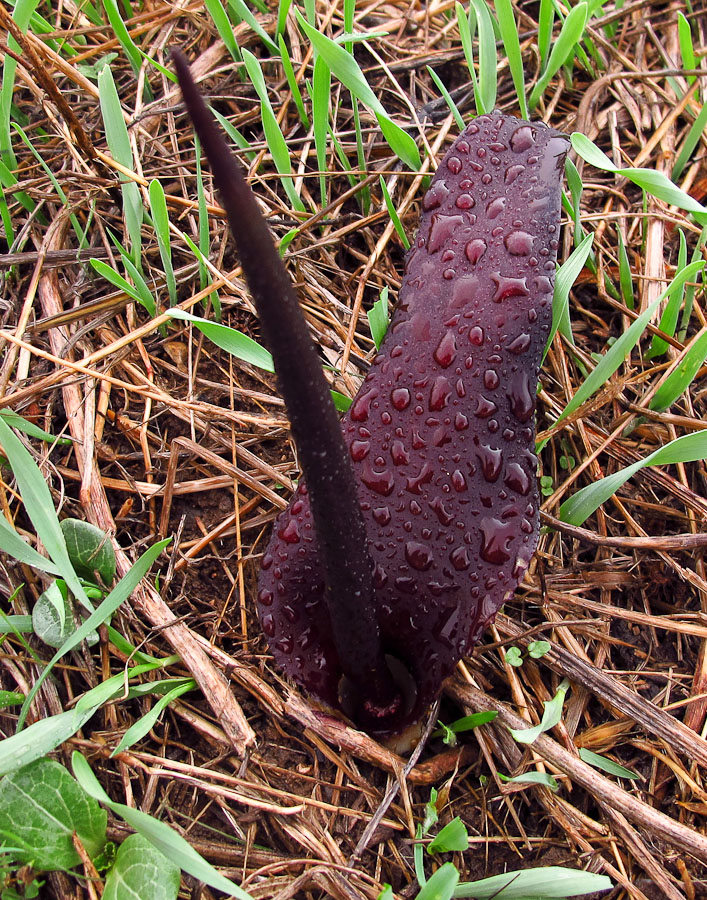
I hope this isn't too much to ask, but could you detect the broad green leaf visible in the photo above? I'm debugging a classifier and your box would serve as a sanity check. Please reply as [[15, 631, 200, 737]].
[[32, 580, 98, 649], [578, 748, 639, 779], [427, 818, 469, 854], [60, 519, 116, 584], [331, 390, 352, 412], [103, 833, 180, 900], [417, 862, 459, 900], [560, 429, 707, 525], [556, 261, 705, 423], [0, 691, 25, 708], [509, 679, 569, 744], [72, 753, 255, 900], [453, 866, 612, 898], [168, 310, 274, 371], [497, 770, 559, 790], [0, 758, 106, 870]]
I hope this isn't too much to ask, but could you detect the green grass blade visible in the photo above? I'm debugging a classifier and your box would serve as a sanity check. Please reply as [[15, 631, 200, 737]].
[[367, 286, 390, 350], [111, 680, 195, 756], [204, 0, 242, 62], [379, 176, 411, 249], [168, 310, 274, 371], [227, 0, 279, 53], [678, 11, 696, 87], [617, 228, 634, 309], [102, 0, 152, 99], [543, 231, 593, 361], [242, 49, 306, 211], [0, 0, 39, 169], [148, 179, 177, 306], [456, 2, 480, 112], [454, 867, 612, 899], [312, 55, 331, 205], [98, 66, 144, 267], [211, 108, 254, 159], [276, 0, 294, 36], [470, 0, 498, 114], [650, 328, 707, 412], [494, 0, 528, 118], [560, 430, 707, 525], [537, 0, 554, 70], [426, 67, 464, 130], [672, 98, 707, 181], [556, 260, 705, 423], [572, 132, 707, 223], [90, 258, 156, 317], [296, 11, 420, 170], [529, 2, 588, 110], [278, 34, 310, 127], [646, 229, 687, 358]]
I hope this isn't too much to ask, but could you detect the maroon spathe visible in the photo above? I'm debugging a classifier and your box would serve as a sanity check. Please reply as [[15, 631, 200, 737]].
[[258, 113, 569, 734]]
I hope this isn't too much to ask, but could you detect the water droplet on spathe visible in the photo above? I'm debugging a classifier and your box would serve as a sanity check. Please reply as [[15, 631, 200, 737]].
[[433, 331, 457, 368], [447, 156, 462, 174], [391, 387, 411, 410], [510, 125, 535, 152], [350, 439, 370, 461], [477, 443, 503, 482], [429, 214, 464, 252], [465, 239, 487, 265], [278, 519, 301, 544], [486, 197, 506, 219], [469, 325, 484, 346], [430, 376, 452, 411], [505, 230, 533, 255], [480, 517, 515, 564]]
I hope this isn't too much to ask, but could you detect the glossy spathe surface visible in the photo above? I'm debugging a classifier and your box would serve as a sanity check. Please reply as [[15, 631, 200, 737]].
[[258, 112, 569, 734]]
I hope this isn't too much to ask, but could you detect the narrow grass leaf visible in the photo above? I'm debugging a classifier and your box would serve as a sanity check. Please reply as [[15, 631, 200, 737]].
[[279, 35, 309, 127], [537, 0, 554, 70], [560, 429, 707, 525], [578, 748, 639, 779], [111, 680, 195, 756], [426, 67, 465, 130], [544, 231, 593, 361], [0, 159, 36, 214], [431, 711, 497, 739], [103, 0, 151, 98], [678, 12, 696, 87], [0, 707, 100, 776], [617, 228, 634, 308], [494, 0, 528, 118], [72, 753, 256, 900], [168, 309, 274, 370], [0, 0, 39, 169], [312, 55, 331, 204], [0, 514, 61, 576], [456, 2, 480, 110], [227, 0, 279, 53], [453, 866, 612, 898], [497, 771, 559, 790], [469, 0, 498, 114], [90, 258, 156, 317], [276, 0, 294, 36], [17, 539, 169, 732], [98, 67, 143, 266], [509, 679, 569, 744], [417, 862, 459, 900], [673, 100, 707, 181], [0, 409, 71, 445], [376, 114, 421, 171], [368, 286, 391, 350], [572, 132, 707, 223], [379, 178, 411, 249], [556, 260, 704, 423], [529, 3, 588, 110], [331, 390, 352, 412], [204, 0, 241, 62], [148, 179, 177, 306], [651, 328, 707, 412], [647, 229, 687, 358], [242, 49, 305, 211]]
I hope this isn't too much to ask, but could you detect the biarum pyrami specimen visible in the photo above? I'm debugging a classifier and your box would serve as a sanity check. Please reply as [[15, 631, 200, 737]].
[[173, 51, 569, 736]]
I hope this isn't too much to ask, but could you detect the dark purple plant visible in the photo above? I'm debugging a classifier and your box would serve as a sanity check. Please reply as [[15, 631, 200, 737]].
[[174, 51, 569, 736]]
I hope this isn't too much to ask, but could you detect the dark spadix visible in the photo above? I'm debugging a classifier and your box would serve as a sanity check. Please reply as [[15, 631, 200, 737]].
[[174, 50, 569, 737]]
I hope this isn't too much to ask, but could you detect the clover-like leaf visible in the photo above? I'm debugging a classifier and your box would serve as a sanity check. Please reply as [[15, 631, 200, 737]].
[[103, 833, 180, 900], [60, 519, 116, 585]]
